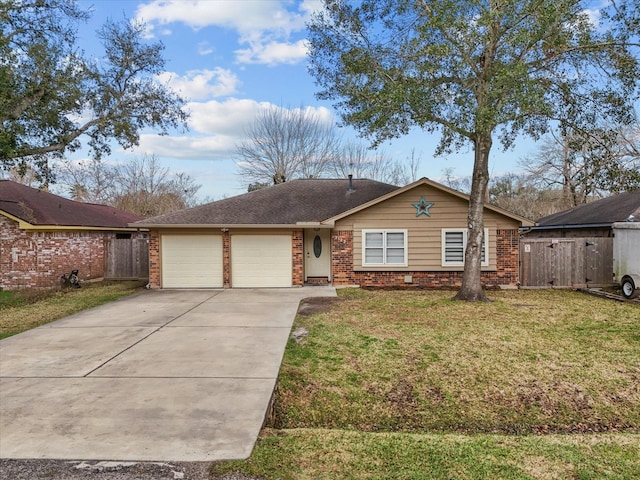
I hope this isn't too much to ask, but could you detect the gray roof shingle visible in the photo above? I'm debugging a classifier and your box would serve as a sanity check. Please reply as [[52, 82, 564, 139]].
[[135, 178, 400, 226], [536, 190, 640, 227], [0, 180, 143, 227]]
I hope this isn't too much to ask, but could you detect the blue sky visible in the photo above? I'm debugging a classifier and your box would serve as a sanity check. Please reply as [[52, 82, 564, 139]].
[[71, 0, 541, 200]]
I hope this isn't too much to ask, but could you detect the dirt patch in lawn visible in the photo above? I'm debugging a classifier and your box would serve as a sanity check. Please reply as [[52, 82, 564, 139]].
[[297, 296, 342, 316]]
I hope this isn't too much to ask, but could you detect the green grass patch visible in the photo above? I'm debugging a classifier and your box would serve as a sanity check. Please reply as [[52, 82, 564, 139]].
[[0, 281, 146, 339], [211, 289, 640, 479], [212, 429, 640, 480], [272, 289, 640, 435]]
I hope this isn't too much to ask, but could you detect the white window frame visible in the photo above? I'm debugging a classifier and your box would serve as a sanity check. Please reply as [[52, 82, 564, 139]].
[[362, 229, 408, 267], [441, 228, 489, 267]]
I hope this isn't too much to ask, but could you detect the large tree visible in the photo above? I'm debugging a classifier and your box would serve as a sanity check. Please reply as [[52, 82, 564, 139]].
[[57, 155, 202, 216], [307, 0, 640, 301], [521, 124, 640, 208], [0, 0, 188, 184], [330, 142, 421, 185], [488, 172, 565, 220], [236, 105, 340, 187]]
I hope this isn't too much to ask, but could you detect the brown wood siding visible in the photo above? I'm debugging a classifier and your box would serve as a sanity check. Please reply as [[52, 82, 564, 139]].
[[104, 237, 149, 280], [334, 185, 520, 271], [520, 237, 614, 287]]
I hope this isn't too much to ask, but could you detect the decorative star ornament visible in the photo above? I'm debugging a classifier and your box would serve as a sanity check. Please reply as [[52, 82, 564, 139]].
[[413, 196, 434, 217]]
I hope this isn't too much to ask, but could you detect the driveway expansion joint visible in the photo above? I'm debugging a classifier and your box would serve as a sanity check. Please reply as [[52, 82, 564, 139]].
[[0, 287, 337, 461], [80, 292, 222, 377]]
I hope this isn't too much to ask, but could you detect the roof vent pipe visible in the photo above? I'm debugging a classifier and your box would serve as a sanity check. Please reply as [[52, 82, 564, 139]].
[[347, 174, 355, 193]]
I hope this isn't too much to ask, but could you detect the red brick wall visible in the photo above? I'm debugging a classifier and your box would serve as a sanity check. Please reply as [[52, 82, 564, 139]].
[[495, 228, 520, 285], [292, 229, 303, 286], [148, 230, 161, 288], [222, 230, 230, 288], [331, 228, 521, 288], [331, 230, 355, 285], [0, 216, 106, 289]]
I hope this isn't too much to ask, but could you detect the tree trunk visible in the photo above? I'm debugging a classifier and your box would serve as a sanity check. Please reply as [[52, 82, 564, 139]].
[[453, 133, 492, 302]]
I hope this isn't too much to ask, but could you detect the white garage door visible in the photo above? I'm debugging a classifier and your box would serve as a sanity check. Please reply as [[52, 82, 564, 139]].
[[162, 235, 223, 288], [231, 235, 292, 287]]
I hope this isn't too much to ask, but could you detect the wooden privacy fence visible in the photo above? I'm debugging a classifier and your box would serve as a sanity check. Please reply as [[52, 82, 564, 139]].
[[104, 238, 149, 280], [520, 237, 614, 288]]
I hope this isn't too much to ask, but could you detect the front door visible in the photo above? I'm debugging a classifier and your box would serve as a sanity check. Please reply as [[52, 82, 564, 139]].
[[304, 229, 331, 282]]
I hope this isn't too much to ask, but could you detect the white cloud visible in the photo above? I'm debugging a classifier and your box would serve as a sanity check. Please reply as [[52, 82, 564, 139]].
[[136, 0, 307, 33], [135, 134, 238, 160], [130, 99, 335, 160], [156, 68, 240, 100], [135, 0, 319, 65], [235, 39, 308, 66], [299, 0, 324, 16], [187, 98, 334, 135], [197, 41, 214, 56], [582, 8, 601, 27]]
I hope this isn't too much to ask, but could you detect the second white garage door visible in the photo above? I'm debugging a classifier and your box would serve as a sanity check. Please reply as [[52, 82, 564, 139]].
[[231, 235, 292, 287], [162, 235, 223, 288]]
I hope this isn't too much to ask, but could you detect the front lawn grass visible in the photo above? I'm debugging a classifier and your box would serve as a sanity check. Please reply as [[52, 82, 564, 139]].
[[0, 281, 146, 339], [218, 429, 640, 480], [211, 289, 640, 479]]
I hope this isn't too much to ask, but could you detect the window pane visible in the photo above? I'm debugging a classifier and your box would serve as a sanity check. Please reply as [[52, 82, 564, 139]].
[[445, 232, 464, 263], [386, 232, 405, 247], [446, 231, 464, 246], [365, 248, 384, 264], [481, 235, 486, 263], [365, 232, 383, 247], [445, 248, 464, 263], [386, 248, 405, 264]]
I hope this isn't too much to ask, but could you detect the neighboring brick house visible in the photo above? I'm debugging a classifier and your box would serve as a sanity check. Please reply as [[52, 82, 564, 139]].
[[1, 180, 144, 289], [134, 177, 533, 289]]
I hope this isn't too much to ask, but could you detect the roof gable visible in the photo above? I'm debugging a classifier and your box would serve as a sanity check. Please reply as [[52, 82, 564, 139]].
[[324, 177, 534, 226], [536, 190, 640, 227], [0, 180, 143, 228]]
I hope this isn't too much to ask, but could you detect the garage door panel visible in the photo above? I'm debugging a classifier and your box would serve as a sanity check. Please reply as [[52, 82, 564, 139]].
[[162, 235, 223, 288], [231, 235, 292, 288]]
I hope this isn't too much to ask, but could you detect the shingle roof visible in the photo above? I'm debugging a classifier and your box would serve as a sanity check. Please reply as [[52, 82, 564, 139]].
[[0, 180, 143, 228], [536, 190, 640, 227], [135, 178, 400, 226]]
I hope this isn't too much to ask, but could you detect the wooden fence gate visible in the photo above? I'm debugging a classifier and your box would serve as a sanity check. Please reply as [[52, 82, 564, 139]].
[[520, 237, 614, 288], [104, 238, 149, 280]]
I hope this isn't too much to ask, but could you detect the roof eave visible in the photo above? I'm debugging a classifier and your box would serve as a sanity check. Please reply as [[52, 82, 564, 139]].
[[134, 223, 302, 229], [2, 209, 142, 231], [529, 222, 613, 230], [296, 221, 334, 228]]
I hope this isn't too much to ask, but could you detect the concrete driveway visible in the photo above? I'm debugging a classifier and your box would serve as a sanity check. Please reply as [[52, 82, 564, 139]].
[[0, 287, 336, 462]]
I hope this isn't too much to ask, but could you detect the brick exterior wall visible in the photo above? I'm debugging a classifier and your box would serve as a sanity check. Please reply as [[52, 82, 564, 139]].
[[222, 230, 230, 288], [292, 229, 304, 286], [148, 230, 161, 288], [331, 228, 521, 288], [1, 216, 106, 289], [145, 227, 520, 290], [331, 230, 355, 285], [495, 228, 520, 286]]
